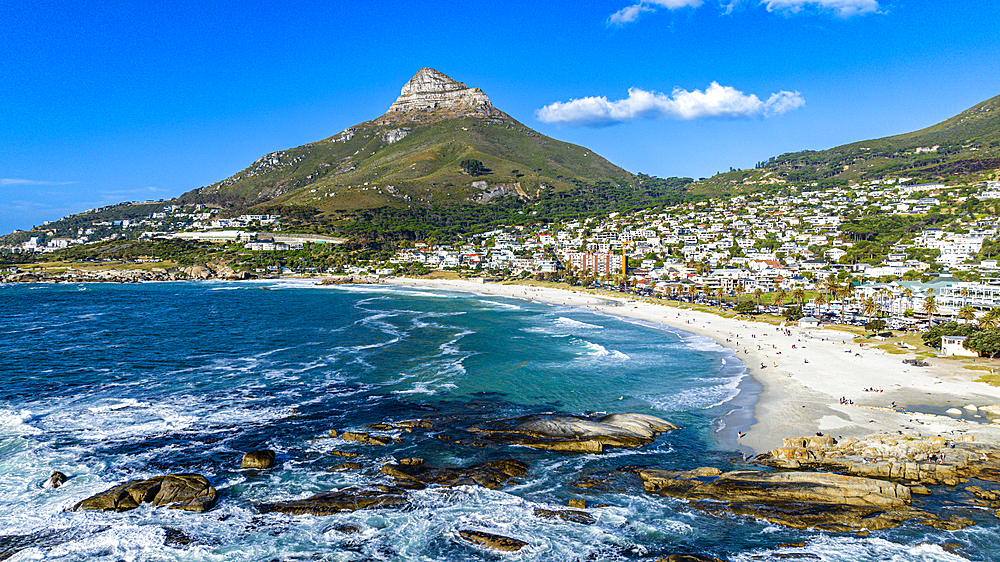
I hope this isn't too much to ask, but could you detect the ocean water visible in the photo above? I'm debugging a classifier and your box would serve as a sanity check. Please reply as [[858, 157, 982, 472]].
[[0, 280, 996, 561]]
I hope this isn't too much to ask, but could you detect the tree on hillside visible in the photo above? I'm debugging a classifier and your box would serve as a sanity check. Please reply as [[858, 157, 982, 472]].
[[460, 159, 488, 176]]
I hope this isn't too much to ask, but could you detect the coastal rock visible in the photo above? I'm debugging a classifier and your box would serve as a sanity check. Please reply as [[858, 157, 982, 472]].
[[73, 474, 217, 512], [533, 507, 596, 525], [341, 431, 394, 446], [457, 529, 528, 552], [45, 471, 68, 489], [760, 432, 1000, 486], [183, 266, 213, 280], [240, 449, 276, 469], [257, 487, 408, 515], [639, 468, 969, 531], [380, 459, 527, 490], [470, 413, 678, 453], [656, 554, 725, 562]]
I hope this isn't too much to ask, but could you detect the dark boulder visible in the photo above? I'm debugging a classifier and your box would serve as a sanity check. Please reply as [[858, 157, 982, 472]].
[[72, 474, 217, 512], [380, 459, 527, 490], [639, 468, 971, 532], [257, 487, 408, 515], [457, 529, 528, 552], [240, 450, 276, 469], [533, 507, 596, 525], [45, 471, 68, 489], [470, 413, 678, 453]]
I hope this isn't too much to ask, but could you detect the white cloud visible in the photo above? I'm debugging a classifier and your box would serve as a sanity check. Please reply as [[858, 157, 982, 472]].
[[609, 0, 878, 23], [609, 4, 655, 25], [535, 82, 804, 127], [760, 0, 879, 17], [608, 0, 703, 25], [1, 178, 77, 186], [649, 0, 704, 7]]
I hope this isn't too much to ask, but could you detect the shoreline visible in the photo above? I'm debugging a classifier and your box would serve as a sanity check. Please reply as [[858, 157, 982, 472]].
[[11, 275, 1000, 455], [382, 277, 1000, 454]]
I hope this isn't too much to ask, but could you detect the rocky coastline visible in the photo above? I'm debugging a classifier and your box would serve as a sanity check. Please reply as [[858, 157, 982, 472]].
[[0, 267, 385, 284], [47, 411, 1000, 559]]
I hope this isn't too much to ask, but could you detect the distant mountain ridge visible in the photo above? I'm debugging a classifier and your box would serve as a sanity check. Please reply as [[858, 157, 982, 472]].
[[696, 93, 1000, 194], [177, 68, 633, 212]]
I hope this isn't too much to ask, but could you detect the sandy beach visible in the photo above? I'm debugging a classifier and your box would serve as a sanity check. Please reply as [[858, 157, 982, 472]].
[[386, 277, 1000, 454]]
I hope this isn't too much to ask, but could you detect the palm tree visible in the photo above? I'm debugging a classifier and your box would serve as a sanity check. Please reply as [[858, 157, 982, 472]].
[[687, 284, 697, 304], [824, 279, 841, 302], [922, 294, 938, 328], [980, 308, 1000, 330], [715, 286, 725, 311], [862, 297, 878, 321], [838, 283, 854, 325], [734, 282, 745, 303], [773, 288, 789, 313], [958, 305, 977, 325], [753, 288, 764, 314], [903, 288, 914, 313], [814, 293, 827, 321], [792, 287, 806, 309]]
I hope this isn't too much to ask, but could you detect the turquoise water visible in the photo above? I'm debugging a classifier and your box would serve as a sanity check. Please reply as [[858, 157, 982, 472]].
[[0, 280, 994, 561]]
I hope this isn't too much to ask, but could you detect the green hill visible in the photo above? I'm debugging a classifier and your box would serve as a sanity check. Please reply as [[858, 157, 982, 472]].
[[178, 69, 633, 213], [694, 93, 1000, 195]]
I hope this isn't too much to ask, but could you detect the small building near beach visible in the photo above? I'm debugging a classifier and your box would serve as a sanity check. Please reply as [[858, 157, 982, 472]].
[[798, 316, 821, 328], [941, 335, 977, 357]]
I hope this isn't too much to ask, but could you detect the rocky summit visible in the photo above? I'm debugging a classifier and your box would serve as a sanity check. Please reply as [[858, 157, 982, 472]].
[[168, 67, 630, 213], [379, 68, 504, 124]]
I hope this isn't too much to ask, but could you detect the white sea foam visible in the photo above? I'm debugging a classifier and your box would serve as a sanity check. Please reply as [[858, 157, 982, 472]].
[[732, 535, 973, 562], [576, 339, 630, 360], [554, 316, 604, 330], [478, 299, 521, 310], [642, 374, 742, 411], [0, 408, 41, 436], [679, 334, 727, 352]]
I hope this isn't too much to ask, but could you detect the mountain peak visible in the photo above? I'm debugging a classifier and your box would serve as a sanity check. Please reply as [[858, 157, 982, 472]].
[[379, 68, 505, 124]]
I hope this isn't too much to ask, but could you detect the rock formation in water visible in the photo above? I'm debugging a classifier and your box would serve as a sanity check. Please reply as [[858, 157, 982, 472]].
[[380, 459, 528, 490], [639, 467, 971, 531], [758, 432, 1000, 486], [470, 412, 679, 453], [72, 474, 217, 512], [457, 529, 528, 552], [257, 487, 408, 515], [240, 449, 276, 469]]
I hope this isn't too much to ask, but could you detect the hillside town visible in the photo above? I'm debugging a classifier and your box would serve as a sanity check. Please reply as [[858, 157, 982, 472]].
[[4, 179, 1000, 332]]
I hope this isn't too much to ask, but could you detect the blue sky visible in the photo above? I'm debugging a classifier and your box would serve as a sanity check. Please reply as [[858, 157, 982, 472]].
[[2, 0, 999, 234]]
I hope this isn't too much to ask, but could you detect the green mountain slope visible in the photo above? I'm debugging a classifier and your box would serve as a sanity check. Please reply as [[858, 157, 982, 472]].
[[694, 93, 1000, 195], [178, 69, 633, 213]]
